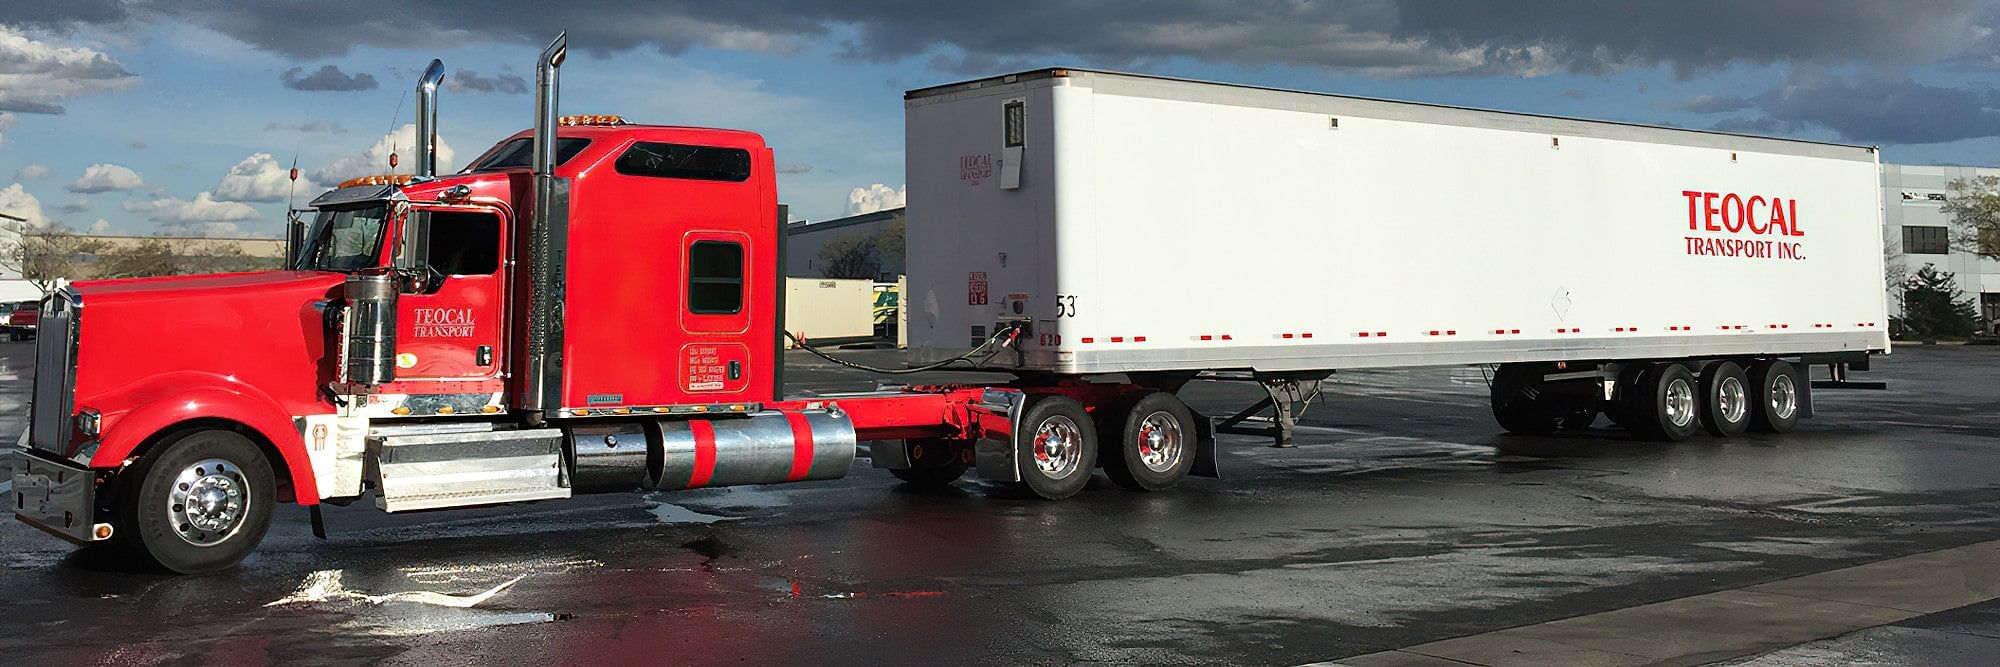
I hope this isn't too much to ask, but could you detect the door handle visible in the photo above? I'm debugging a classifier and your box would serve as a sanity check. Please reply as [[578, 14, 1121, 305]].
[[477, 345, 493, 367], [728, 360, 741, 380]]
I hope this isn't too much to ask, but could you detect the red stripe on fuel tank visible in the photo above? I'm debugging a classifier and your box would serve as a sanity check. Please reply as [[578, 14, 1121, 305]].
[[688, 420, 717, 488], [783, 410, 815, 482]]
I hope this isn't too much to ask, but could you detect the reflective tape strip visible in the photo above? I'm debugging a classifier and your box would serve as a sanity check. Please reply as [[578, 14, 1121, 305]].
[[688, 420, 717, 489], [782, 411, 814, 482]]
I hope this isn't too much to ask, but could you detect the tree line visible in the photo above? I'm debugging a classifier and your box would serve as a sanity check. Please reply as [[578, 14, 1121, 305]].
[[7, 227, 280, 296]]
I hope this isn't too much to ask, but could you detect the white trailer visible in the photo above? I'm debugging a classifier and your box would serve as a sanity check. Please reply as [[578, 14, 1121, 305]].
[[902, 68, 1888, 445]]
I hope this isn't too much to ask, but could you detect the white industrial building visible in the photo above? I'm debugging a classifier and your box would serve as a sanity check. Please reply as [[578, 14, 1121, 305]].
[[1881, 163, 2000, 332], [783, 207, 905, 280]]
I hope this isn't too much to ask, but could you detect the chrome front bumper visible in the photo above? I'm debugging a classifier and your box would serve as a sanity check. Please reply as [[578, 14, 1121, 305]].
[[9, 448, 108, 543]]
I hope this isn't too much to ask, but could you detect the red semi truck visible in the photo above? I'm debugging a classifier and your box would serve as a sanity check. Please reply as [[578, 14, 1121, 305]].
[[9, 36, 1884, 573]]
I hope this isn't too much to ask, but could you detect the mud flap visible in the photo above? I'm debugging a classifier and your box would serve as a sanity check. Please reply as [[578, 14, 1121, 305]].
[[1192, 412, 1220, 479]]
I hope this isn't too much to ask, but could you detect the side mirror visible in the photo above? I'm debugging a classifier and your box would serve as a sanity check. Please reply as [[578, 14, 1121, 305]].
[[393, 207, 434, 293]]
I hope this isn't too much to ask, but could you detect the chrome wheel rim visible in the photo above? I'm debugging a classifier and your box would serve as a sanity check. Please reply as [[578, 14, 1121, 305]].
[[1665, 378, 1696, 428], [167, 458, 250, 547], [1134, 411, 1184, 473], [1031, 415, 1084, 480], [1718, 376, 1748, 424], [1769, 373, 1798, 420]]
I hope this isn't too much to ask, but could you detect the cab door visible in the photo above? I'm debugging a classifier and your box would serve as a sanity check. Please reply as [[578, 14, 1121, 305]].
[[392, 209, 506, 384]]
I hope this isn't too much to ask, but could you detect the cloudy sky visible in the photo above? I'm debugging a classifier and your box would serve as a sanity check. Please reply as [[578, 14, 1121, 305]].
[[2, 1, 1998, 237]]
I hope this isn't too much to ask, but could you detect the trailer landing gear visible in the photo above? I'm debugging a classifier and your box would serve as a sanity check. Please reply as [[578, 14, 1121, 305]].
[[1215, 372, 1329, 448]]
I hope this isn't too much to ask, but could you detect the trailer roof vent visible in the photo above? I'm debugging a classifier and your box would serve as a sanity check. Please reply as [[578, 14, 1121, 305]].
[[559, 114, 627, 127], [337, 174, 416, 189]]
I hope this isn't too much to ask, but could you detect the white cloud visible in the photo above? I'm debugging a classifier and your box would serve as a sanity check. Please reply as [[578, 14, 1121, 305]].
[[310, 123, 455, 186], [123, 191, 262, 232], [0, 26, 141, 114], [215, 153, 308, 202], [14, 164, 48, 180], [86, 219, 110, 234], [0, 111, 12, 147], [846, 183, 905, 215], [67, 163, 143, 193], [0, 183, 48, 227]]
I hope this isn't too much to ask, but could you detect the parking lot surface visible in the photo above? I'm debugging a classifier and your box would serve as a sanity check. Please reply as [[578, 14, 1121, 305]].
[[3, 342, 1997, 665]]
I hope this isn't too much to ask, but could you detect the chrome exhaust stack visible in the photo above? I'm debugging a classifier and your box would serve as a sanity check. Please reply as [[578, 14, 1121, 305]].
[[520, 33, 569, 416], [414, 59, 445, 178], [533, 33, 566, 183]]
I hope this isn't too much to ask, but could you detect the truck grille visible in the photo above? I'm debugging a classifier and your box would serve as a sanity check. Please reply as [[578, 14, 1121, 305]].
[[29, 288, 80, 456]]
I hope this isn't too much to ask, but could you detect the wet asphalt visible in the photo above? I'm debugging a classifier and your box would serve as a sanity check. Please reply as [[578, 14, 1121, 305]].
[[2, 341, 1997, 665]]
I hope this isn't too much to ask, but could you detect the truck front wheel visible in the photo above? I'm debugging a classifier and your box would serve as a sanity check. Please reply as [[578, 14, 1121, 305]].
[[116, 429, 275, 574], [1013, 396, 1098, 500], [1102, 392, 1196, 491]]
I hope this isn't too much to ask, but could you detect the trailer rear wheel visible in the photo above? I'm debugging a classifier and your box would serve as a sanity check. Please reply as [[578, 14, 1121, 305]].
[[1699, 361, 1753, 437], [889, 438, 971, 487], [116, 429, 275, 574], [1490, 364, 1560, 435], [1102, 392, 1196, 491], [1629, 363, 1701, 442], [1747, 359, 1803, 433], [1013, 396, 1097, 500]]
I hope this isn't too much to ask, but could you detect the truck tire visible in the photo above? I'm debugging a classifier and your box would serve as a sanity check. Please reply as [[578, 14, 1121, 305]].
[[1490, 364, 1559, 435], [1012, 395, 1097, 500], [1699, 361, 1752, 437], [1102, 392, 1197, 491], [1629, 363, 1700, 442], [1747, 359, 1803, 433], [116, 429, 275, 574], [889, 438, 970, 487]]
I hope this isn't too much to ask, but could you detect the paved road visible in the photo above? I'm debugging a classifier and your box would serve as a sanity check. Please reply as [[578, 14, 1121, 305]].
[[3, 341, 1998, 665]]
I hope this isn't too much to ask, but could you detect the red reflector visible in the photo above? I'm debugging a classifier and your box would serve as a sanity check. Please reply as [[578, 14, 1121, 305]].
[[1081, 337, 1095, 343], [1281, 333, 1295, 339], [1110, 336, 1125, 343], [1221, 335, 1233, 340], [1199, 335, 1214, 341], [1427, 330, 1440, 336], [1134, 336, 1147, 342]]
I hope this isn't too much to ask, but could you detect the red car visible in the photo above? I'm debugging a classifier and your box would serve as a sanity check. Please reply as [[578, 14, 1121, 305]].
[[3, 301, 38, 341]]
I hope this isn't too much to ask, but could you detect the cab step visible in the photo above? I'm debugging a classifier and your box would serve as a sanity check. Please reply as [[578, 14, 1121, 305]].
[[369, 428, 569, 512]]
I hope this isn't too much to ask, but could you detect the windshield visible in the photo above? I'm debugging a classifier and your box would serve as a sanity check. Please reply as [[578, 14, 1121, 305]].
[[301, 205, 390, 271], [464, 137, 591, 172]]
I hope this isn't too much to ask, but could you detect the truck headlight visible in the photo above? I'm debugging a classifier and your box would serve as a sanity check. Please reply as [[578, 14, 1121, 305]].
[[77, 408, 100, 437]]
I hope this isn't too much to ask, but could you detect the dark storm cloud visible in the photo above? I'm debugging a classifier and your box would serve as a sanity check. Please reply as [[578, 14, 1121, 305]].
[[280, 65, 378, 91], [1747, 74, 2000, 145], [1389, 1, 1989, 78], [0, 1, 128, 27], [1674, 95, 1754, 114], [449, 69, 528, 94], [16, 1, 1994, 78]]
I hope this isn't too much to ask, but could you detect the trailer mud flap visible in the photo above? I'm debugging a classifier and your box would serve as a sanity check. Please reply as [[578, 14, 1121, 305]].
[[973, 388, 1027, 483], [1192, 413, 1219, 479]]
